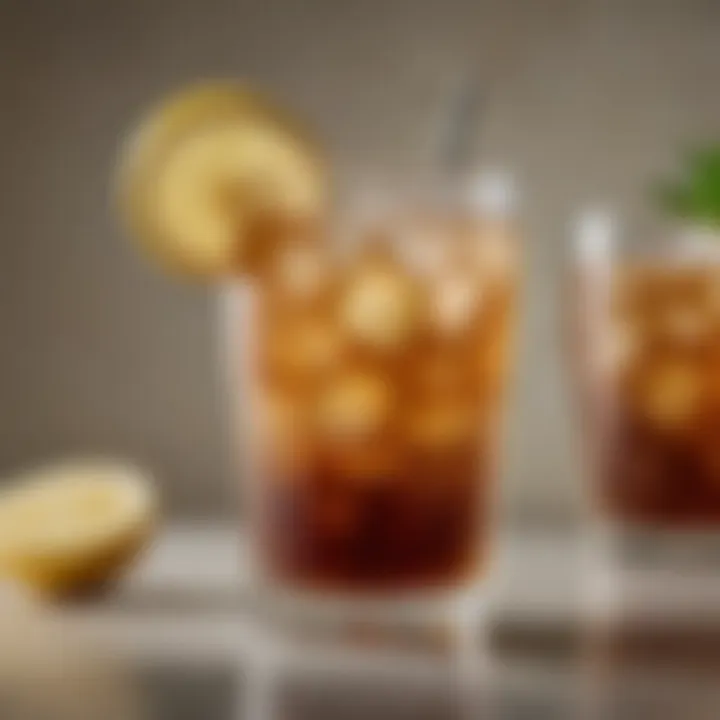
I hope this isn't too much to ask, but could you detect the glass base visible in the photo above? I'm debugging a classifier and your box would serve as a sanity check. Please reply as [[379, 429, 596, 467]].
[[243, 569, 489, 655], [589, 521, 720, 570], [583, 521, 720, 622]]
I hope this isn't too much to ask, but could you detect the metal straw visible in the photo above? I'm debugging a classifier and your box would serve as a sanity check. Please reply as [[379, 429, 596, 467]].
[[435, 72, 483, 183]]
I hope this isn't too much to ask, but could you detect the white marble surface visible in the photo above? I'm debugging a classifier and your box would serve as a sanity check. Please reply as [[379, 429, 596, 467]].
[[67, 524, 577, 673], [118, 524, 584, 620], [114, 524, 720, 625], [56, 523, 720, 702]]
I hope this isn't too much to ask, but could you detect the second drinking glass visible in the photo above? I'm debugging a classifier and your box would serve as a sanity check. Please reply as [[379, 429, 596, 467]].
[[571, 211, 720, 611]]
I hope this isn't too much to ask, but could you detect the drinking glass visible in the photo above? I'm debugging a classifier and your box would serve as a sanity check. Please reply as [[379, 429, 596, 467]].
[[570, 210, 720, 617], [222, 173, 519, 634]]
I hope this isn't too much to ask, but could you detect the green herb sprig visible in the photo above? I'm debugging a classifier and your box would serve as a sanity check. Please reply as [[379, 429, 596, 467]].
[[657, 145, 720, 229]]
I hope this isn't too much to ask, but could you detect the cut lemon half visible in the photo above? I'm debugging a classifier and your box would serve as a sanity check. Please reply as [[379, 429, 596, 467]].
[[116, 81, 326, 277], [0, 460, 156, 598]]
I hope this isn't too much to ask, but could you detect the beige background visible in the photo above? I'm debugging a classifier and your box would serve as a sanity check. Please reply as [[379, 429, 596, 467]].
[[0, 0, 718, 518]]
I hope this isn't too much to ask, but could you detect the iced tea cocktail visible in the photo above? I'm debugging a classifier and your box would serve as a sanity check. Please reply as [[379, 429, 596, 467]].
[[240, 209, 518, 592], [113, 81, 519, 597], [578, 253, 720, 528]]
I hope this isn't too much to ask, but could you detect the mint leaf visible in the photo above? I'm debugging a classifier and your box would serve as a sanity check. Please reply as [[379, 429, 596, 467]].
[[657, 145, 720, 228]]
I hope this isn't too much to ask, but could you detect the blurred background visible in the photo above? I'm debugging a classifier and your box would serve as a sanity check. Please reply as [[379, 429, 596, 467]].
[[0, 0, 718, 524], [1, 2, 720, 718]]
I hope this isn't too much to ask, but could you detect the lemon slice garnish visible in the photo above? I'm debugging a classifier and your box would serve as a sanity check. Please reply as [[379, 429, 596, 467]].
[[116, 81, 326, 277]]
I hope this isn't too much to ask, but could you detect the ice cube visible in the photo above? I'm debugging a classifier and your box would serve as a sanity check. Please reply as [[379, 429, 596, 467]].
[[270, 240, 330, 300], [430, 271, 483, 335], [476, 223, 517, 283], [405, 400, 477, 451], [465, 170, 516, 217], [396, 221, 449, 278], [340, 265, 420, 351], [294, 321, 342, 371], [660, 306, 712, 345], [638, 361, 703, 432], [317, 371, 393, 439], [267, 318, 341, 380], [260, 394, 302, 439], [330, 443, 400, 487]]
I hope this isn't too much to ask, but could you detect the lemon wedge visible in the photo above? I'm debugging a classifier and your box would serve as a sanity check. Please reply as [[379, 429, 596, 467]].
[[116, 81, 326, 277], [0, 460, 156, 598]]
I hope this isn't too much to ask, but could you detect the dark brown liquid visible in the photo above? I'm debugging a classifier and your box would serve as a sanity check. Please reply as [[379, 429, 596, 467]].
[[259, 449, 488, 590], [579, 264, 720, 527]]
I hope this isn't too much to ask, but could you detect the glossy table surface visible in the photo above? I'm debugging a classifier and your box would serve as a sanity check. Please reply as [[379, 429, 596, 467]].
[[10, 525, 720, 720]]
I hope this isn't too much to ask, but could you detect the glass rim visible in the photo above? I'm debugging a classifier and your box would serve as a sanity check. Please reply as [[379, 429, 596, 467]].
[[571, 207, 720, 268]]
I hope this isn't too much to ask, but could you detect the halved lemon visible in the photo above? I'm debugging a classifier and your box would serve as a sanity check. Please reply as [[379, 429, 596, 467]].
[[0, 460, 156, 598], [116, 81, 326, 277]]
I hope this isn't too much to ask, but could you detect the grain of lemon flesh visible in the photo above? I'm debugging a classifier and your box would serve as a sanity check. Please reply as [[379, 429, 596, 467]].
[[117, 82, 326, 277], [0, 461, 156, 598]]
